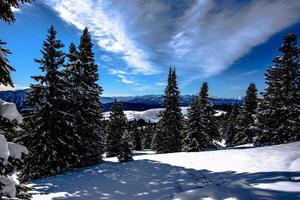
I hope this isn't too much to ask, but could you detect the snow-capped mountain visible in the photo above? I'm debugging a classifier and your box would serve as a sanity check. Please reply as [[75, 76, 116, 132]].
[[0, 89, 243, 111]]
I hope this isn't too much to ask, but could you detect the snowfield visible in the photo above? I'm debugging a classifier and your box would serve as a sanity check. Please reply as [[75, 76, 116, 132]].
[[32, 142, 300, 200], [103, 107, 225, 123]]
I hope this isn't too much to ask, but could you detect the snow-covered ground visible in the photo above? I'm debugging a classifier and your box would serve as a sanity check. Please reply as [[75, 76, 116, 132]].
[[32, 142, 300, 200], [103, 107, 225, 123]]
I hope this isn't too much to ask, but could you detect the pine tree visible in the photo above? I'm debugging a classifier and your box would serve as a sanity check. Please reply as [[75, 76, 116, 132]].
[[255, 33, 300, 145], [152, 68, 183, 153], [117, 139, 133, 163], [235, 83, 258, 145], [142, 121, 154, 149], [182, 82, 220, 151], [75, 28, 104, 165], [198, 82, 220, 149], [225, 104, 240, 147], [0, 40, 15, 87], [182, 97, 203, 151], [131, 120, 142, 151], [0, 0, 31, 23], [106, 100, 127, 157], [21, 26, 79, 180]]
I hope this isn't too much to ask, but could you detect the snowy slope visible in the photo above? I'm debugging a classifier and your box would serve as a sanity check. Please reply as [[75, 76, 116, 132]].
[[32, 142, 300, 200], [103, 107, 225, 123]]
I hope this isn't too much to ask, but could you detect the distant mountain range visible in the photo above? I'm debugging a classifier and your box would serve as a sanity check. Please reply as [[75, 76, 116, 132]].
[[0, 89, 243, 111]]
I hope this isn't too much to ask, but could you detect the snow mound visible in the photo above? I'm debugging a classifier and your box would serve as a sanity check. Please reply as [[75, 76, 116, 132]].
[[0, 99, 23, 123], [7, 142, 28, 160], [0, 134, 9, 163], [32, 142, 300, 200]]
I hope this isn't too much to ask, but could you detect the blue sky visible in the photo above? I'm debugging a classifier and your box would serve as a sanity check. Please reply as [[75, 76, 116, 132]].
[[1, 0, 300, 97]]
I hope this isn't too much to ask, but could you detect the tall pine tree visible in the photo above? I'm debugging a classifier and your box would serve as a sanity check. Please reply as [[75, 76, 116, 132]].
[[21, 26, 78, 180], [235, 83, 258, 145], [106, 100, 127, 157], [152, 68, 182, 153], [225, 104, 240, 147], [255, 33, 300, 145], [75, 28, 104, 165]]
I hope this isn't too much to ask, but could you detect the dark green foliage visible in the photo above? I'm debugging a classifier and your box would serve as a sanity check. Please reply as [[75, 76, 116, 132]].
[[106, 101, 127, 157], [130, 120, 142, 151], [152, 68, 183, 153], [21, 26, 80, 180], [235, 83, 258, 145], [255, 33, 300, 145], [182, 82, 220, 151], [0, 40, 15, 87], [75, 28, 104, 165], [225, 105, 240, 147], [0, 0, 31, 23], [0, 116, 19, 142], [117, 139, 133, 163], [142, 121, 155, 149]]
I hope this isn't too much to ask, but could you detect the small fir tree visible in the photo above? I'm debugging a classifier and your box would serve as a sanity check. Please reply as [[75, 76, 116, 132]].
[[106, 100, 127, 157]]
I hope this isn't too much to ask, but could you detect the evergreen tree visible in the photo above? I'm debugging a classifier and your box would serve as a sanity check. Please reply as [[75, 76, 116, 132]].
[[0, 0, 31, 23], [235, 83, 258, 145], [182, 82, 220, 151], [106, 101, 127, 157], [198, 82, 220, 149], [152, 68, 183, 153], [255, 33, 300, 145], [75, 28, 104, 165], [225, 104, 240, 147], [0, 40, 15, 87], [117, 139, 133, 162], [131, 120, 142, 151], [142, 120, 154, 149], [21, 26, 79, 180]]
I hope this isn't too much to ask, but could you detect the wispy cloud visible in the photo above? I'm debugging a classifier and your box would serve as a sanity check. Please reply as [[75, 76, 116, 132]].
[[44, 0, 300, 84], [239, 70, 258, 77]]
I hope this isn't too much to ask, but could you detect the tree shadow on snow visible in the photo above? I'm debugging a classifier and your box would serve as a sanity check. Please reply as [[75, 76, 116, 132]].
[[32, 159, 300, 200]]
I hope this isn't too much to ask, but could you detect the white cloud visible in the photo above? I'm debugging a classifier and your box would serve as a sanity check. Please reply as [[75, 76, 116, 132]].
[[117, 74, 134, 84], [109, 69, 127, 75], [45, 0, 156, 75], [44, 0, 300, 83]]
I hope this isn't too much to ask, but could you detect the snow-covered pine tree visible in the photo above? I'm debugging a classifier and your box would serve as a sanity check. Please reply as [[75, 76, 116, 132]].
[[225, 104, 240, 147], [198, 82, 221, 149], [152, 68, 183, 153], [106, 100, 127, 157], [255, 33, 300, 145], [142, 120, 154, 149], [0, 0, 31, 23], [235, 83, 258, 145], [76, 28, 104, 165], [131, 120, 142, 151], [21, 26, 79, 180]]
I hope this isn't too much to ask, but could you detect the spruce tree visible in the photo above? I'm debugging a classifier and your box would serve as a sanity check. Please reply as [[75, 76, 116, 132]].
[[198, 82, 220, 149], [255, 33, 300, 145], [225, 104, 240, 147], [0, 0, 31, 23], [106, 101, 127, 157], [117, 139, 133, 162], [142, 121, 154, 149], [75, 28, 104, 165], [0, 40, 15, 87], [21, 26, 79, 180], [235, 83, 258, 145], [131, 120, 142, 151], [152, 68, 182, 153]]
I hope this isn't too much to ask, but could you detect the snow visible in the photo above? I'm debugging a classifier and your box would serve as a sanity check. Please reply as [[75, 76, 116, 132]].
[[7, 142, 28, 160], [0, 99, 23, 123], [103, 107, 224, 123], [0, 176, 16, 198], [31, 142, 300, 200], [0, 134, 9, 163]]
